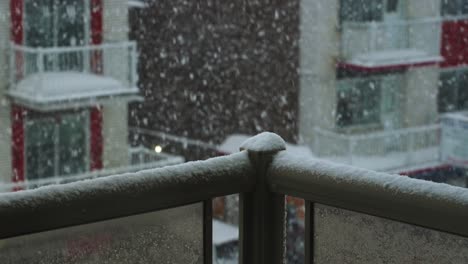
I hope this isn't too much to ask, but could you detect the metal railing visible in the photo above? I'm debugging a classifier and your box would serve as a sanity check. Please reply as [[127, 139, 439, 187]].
[[10, 42, 138, 93], [0, 133, 468, 263], [314, 124, 441, 171], [341, 18, 442, 62]]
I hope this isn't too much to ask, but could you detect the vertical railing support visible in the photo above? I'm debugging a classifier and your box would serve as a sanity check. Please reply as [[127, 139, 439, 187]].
[[130, 42, 138, 88], [348, 137, 356, 166], [9, 43, 15, 90], [239, 132, 287, 264], [304, 201, 313, 264], [369, 22, 378, 52], [36, 48, 44, 96], [203, 199, 213, 264]]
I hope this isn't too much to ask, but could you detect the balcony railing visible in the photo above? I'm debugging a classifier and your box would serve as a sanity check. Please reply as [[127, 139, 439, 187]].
[[0, 147, 183, 193], [8, 42, 138, 108], [0, 133, 467, 263], [314, 125, 441, 171], [341, 18, 443, 67]]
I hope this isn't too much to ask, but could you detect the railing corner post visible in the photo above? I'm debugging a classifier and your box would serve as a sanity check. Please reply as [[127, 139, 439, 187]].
[[239, 132, 286, 264]]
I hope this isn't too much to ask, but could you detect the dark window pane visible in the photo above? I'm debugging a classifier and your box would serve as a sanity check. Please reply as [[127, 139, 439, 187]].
[[58, 113, 88, 176], [336, 79, 381, 127], [441, 0, 460, 16], [458, 70, 468, 109], [438, 71, 458, 113], [26, 119, 57, 180], [386, 0, 399, 13], [340, 0, 383, 23], [463, 0, 468, 15]]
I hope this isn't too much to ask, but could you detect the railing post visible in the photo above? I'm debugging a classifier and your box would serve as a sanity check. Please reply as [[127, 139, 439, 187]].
[[203, 199, 213, 264], [130, 42, 138, 88], [369, 22, 377, 52], [348, 137, 356, 166], [407, 132, 414, 167], [36, 48, 44, 96], [239, 132, 286, 264], [9, 44, 15, 89]]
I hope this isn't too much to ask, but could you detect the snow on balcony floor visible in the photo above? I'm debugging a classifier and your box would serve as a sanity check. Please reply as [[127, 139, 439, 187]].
[[10, 72, 138, 104], [349, 49, 443, 68], [213, 219, 238, 245]]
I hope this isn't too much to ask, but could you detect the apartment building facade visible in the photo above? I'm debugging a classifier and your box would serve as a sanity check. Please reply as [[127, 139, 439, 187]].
[[0, 0, 139, 187], [301, 0, 468, 170]]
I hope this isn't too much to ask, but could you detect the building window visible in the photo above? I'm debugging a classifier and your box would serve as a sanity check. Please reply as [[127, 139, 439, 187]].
[[337, 79, 381, 127], [337, 74, 402, 128], [340, 0, 384, 23], [25, 0, 87, 47], [441, 0, 468, 16], [25, 111, 89, 181], [438, 69, 468, 113], [386, 0, 399, 13]]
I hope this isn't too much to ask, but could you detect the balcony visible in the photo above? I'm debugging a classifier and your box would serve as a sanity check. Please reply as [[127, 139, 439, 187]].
[[8, 42, 140, 111], [314, 125, 441, 171], [340, 19, 443, 70], [0, 133, 467, 263], [0, 147, 183, 192]]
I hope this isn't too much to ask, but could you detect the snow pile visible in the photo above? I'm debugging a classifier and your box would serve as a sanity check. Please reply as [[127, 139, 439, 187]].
[[10, 72, 138, 103], [212, 219, 238, 245], [240, 132, 286, 153], [220, 133, 313, 157], [350, 49, 443, 67]]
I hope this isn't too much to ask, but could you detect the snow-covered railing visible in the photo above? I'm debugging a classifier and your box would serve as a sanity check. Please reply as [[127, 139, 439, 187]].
[[341, 18, 442, 63], [314, 124, 441, 171], [0, 133, 468, 263], [10, 42, 138, 92]]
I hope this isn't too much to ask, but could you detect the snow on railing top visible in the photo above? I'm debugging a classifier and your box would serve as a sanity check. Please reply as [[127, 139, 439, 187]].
[[240, 132, 286, 153], [269, 150, 468, 237], [0, 151, 254, 238]]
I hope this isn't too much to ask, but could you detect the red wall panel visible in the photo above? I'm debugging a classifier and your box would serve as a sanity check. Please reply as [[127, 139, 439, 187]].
[[10, 0, 23, 45], [441, 20, 468, 68]]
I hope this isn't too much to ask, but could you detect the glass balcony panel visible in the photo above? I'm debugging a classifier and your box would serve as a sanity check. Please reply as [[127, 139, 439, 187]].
[[0, 203, 203, 263], [341, 19, 443, 67], [285, 196, 305, 264], [212, 195, 239, 264], [313, 204, 468, 263]]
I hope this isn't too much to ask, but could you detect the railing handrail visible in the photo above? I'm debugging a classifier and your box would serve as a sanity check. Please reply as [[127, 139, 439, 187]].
[[342, 16, 443, 28], [11, 41, 136, 53], [0, 148, 184, 192], [314, 124, 440, 141], [0, 151, 255, 239], [268, 151, 468, 237]]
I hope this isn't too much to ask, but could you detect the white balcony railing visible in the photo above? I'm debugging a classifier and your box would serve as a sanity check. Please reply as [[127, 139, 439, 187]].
[[341, 18, 443, 67], [314, 125, 441, 171], [0, 133, 467, 263], [9, 42, 138, 107], [0, 147, 183, 193]]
